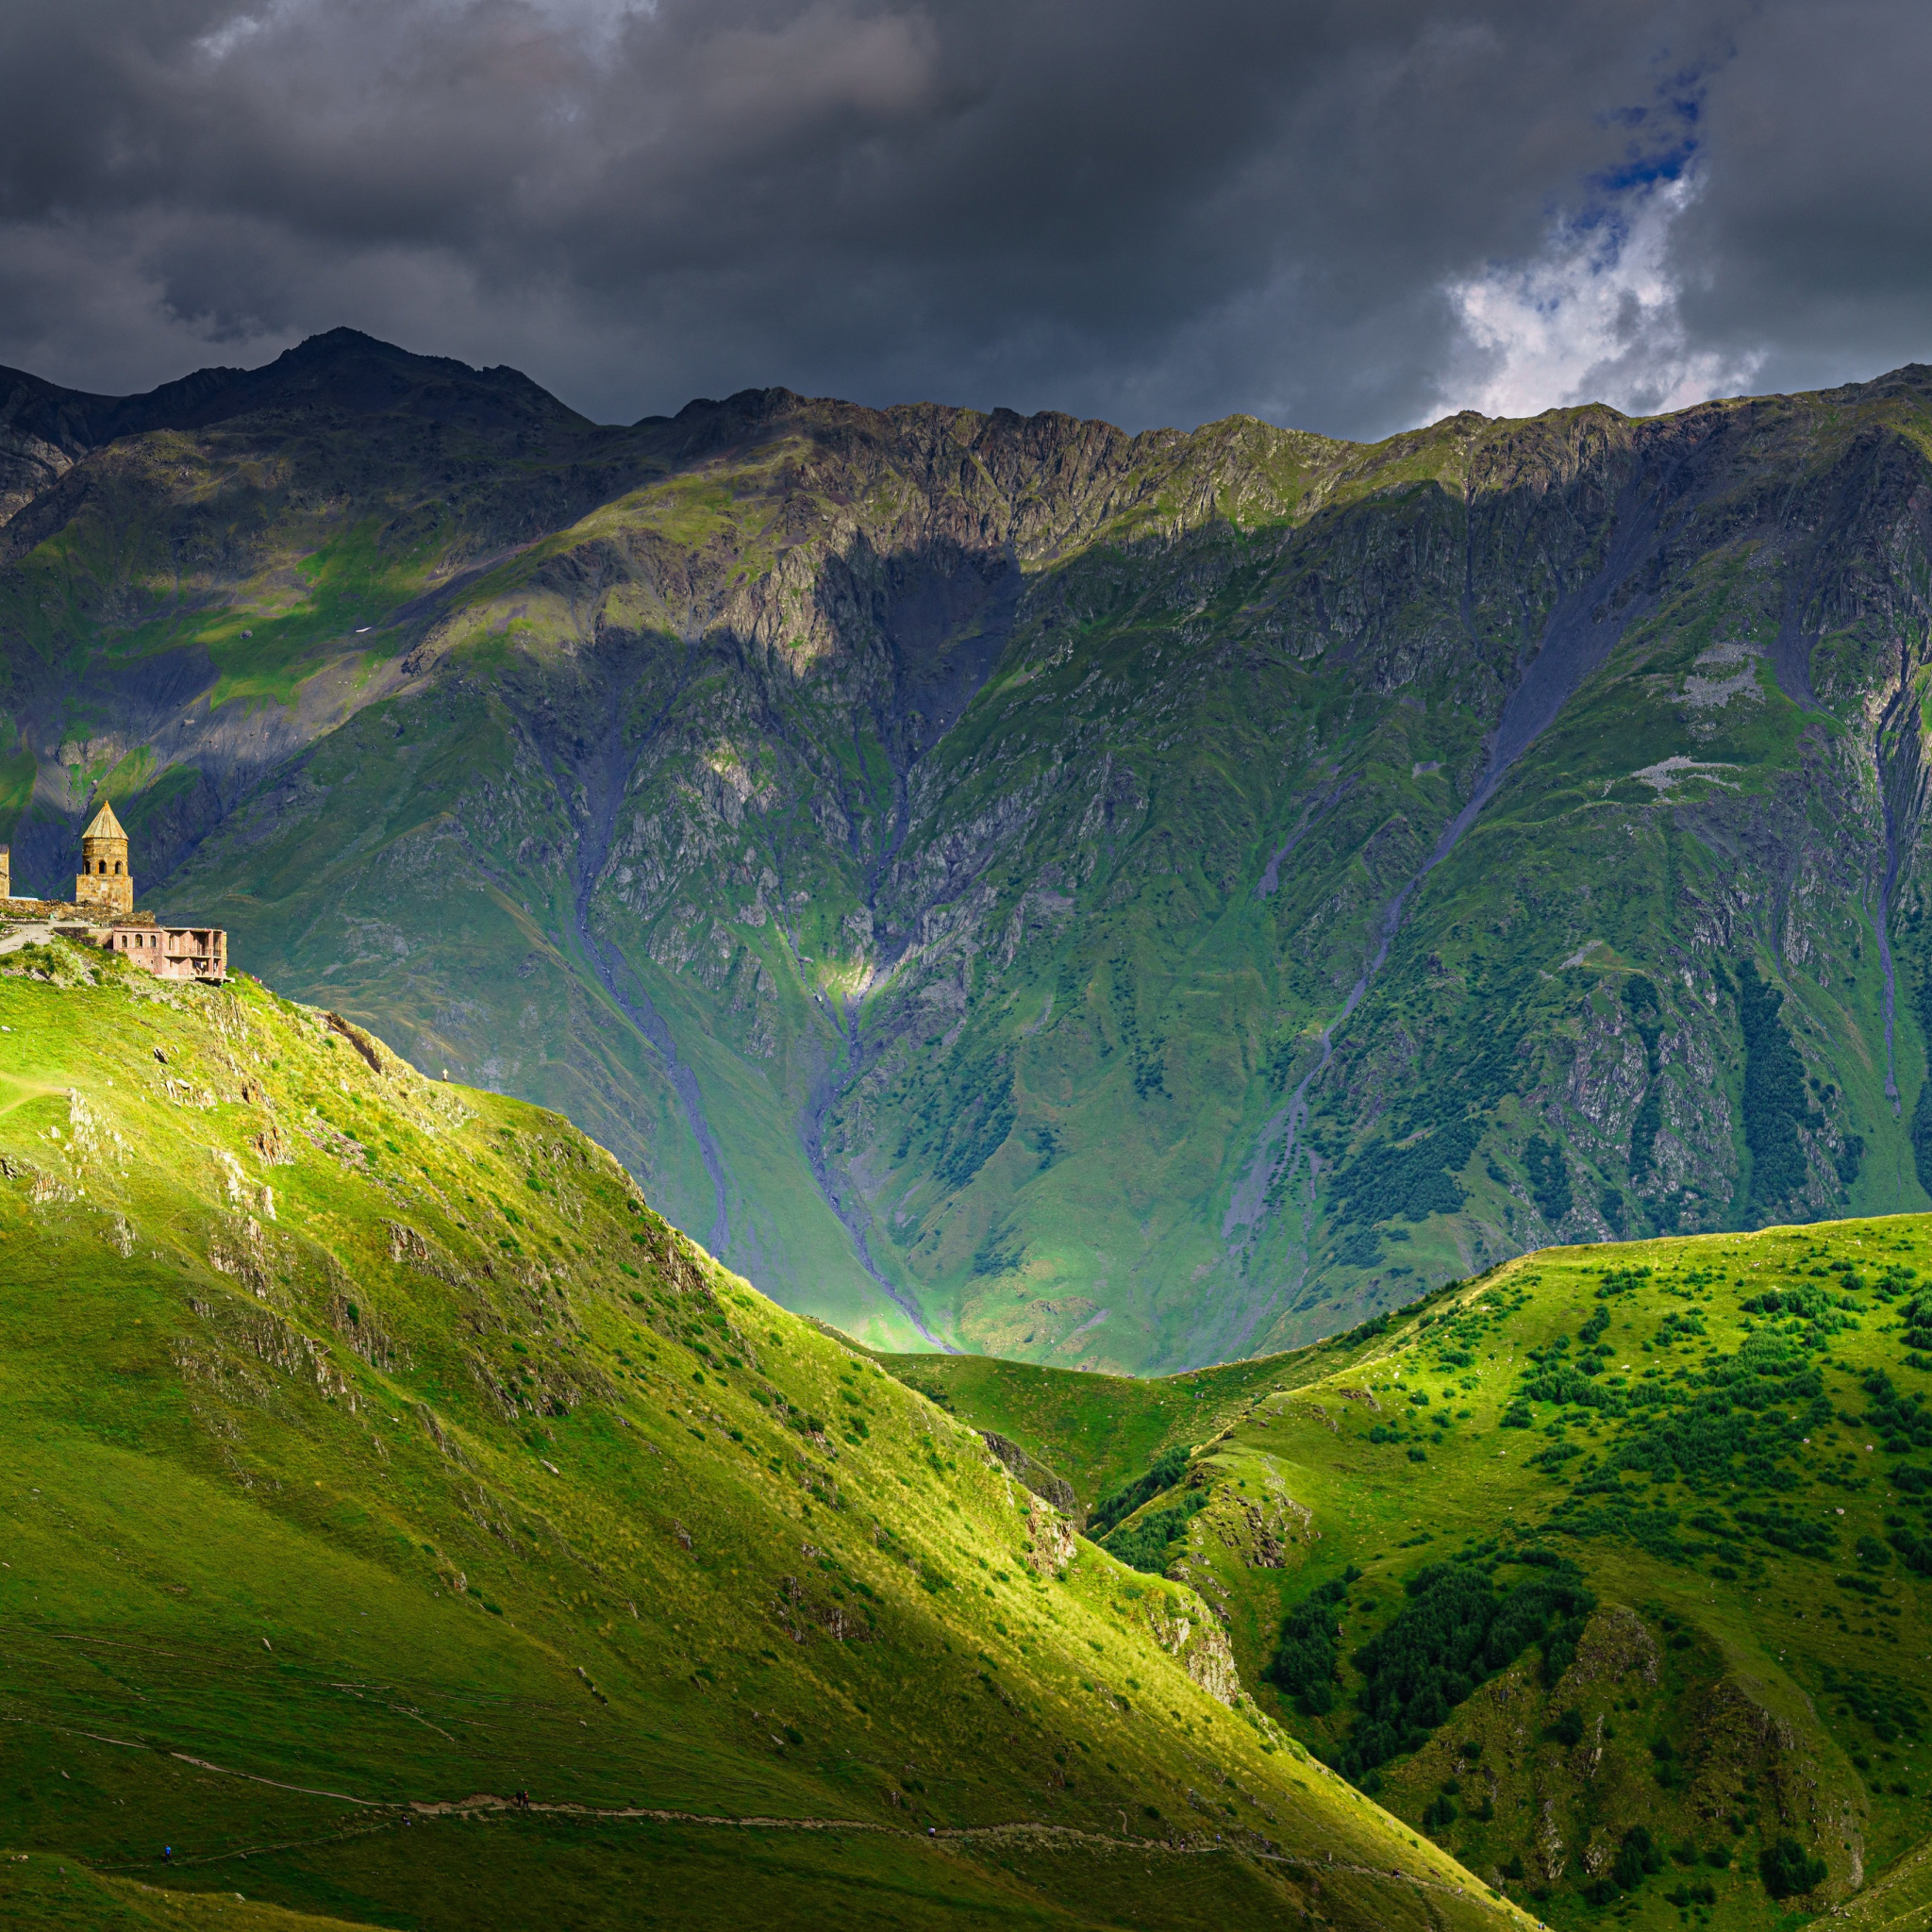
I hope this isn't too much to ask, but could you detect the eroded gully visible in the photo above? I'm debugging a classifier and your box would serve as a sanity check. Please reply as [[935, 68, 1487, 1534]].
[[1224, 484, 1663, 1307], [542, 649, 731, 1255], [801, 757, 950, 1349]]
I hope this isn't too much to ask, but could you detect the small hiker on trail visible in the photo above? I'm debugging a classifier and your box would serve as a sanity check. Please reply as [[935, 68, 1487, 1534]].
[[162, 1847, 173, 1863]]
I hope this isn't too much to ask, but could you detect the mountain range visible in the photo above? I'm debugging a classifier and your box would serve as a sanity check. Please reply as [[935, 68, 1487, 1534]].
[[4, 331, 1931, 1367]]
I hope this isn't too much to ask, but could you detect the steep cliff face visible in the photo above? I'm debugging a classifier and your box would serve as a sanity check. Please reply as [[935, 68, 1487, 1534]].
[[5, 336, 1932, 1364]]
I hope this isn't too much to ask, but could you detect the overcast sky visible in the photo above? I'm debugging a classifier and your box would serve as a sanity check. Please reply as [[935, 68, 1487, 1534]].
[[0, 0, 1925, 440]]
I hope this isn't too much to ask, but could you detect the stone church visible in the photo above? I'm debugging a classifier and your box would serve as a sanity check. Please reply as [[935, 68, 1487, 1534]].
[[0, 801, 227, 983]]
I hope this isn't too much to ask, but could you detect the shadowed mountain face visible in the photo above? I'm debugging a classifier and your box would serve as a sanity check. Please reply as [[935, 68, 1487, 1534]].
[[6, 331, 1932, 1364]]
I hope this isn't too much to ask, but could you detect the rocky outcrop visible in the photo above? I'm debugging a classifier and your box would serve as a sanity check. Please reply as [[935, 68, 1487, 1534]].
[[1143, 1591, 1240, 1706], [981, 1430, 1078, 1515], [1024, 1504, 1077, 1579]]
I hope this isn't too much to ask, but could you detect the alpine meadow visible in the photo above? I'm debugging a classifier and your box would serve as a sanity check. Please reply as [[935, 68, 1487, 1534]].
[[8, 328, 1932, 1929]]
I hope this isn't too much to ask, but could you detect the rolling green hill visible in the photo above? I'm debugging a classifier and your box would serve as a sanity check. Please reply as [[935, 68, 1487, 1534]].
[[905, 1213, 1932, 1929], [7, 336, 1932, 1362], [0, 941, 1526, 1931]]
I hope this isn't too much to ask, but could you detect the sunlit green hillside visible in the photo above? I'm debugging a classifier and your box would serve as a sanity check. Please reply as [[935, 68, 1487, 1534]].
[[915, 1217, 1932, 1930], [0, 941, 1524, 1931]]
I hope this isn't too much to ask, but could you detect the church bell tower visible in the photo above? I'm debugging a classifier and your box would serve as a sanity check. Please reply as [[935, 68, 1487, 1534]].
[[75, 800, 133, 916]]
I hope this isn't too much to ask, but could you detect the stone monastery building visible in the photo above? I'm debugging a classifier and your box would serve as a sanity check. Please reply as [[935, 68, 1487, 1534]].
[[0, 802, 227, 983]]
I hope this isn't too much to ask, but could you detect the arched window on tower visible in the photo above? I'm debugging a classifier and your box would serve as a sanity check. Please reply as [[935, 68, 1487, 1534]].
[[114, 861, 123, 874]]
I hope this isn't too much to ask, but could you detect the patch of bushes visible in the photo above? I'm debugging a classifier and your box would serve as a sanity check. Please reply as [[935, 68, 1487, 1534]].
[[1102, 1491, 1208, 1575], [1758, 1837, 1825, 1899], [1611, 1824, 1665, 1890], [1262, 1566, 1363, 1715], [1887, 1524, 1932, 1574], [1730, 1507, 1835, 1557], [1734, 960, 1811, 1208], [1331, 1557, 1594, 1782], [1329, 1121, 1480, 1230], [1336, 1226, 1381, 1269], [1864, 1368, 1932, 1451], [1628, 1085, 1663, 1189], [930, 1046, 1016, 1189], [1090, 1444, 1189, 1539], [1522, 1136, 1573, 1224], [1913, 1079, 1932, 1198], [1623, 977, 1664, 1189], [970, 1221, 1024, 1277]]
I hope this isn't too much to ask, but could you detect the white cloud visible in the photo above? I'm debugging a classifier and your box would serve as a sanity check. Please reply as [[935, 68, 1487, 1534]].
[[1435, 170, 1764, 420]]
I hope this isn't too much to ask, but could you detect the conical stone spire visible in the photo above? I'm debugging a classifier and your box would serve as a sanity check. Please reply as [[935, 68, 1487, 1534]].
[[75, 798, 132, 915], [82, 799, 127, 842]]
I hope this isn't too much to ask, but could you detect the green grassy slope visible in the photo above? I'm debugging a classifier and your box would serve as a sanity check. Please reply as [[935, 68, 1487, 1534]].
[[0, 940, 1526, 1931], [917, 1215, 1932, 1929], [877, 1325, 1401, 1512]]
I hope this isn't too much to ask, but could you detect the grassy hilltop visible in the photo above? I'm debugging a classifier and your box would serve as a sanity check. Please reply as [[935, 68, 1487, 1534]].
[[0, 940, 1524, 1932], [904, 1219, 1932, 1930]]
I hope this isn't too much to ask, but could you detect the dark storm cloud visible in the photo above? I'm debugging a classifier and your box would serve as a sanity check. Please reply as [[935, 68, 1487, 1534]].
[[0, 0, 1924, 437]]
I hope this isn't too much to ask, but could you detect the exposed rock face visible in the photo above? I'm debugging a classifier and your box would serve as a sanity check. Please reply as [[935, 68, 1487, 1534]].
[[981, 1429, 1078, 1515], [1143, 1591, 1239, 1706], [1024, 1504, 1076, 1579], [1561, 1603, 1660, 1693], [1191, 1465, 1314, 1569], [1375, 1599, 1857, 1907], [6, 335, 1932, 1361]]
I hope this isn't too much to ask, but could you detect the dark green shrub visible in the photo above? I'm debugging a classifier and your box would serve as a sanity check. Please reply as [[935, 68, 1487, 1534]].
[[1090, 1444, 1189, 1538], [1262, 1566, 1362, 1714], [1333, 1557, 1593, 1780], [1611, 1824, 1664, 1890], [1735, 961, 1809, 1208], [1102, 1491, 1209, 1574], [1759, 1837, 1825, 1899], [1523, 1136, 1572, 1224]]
